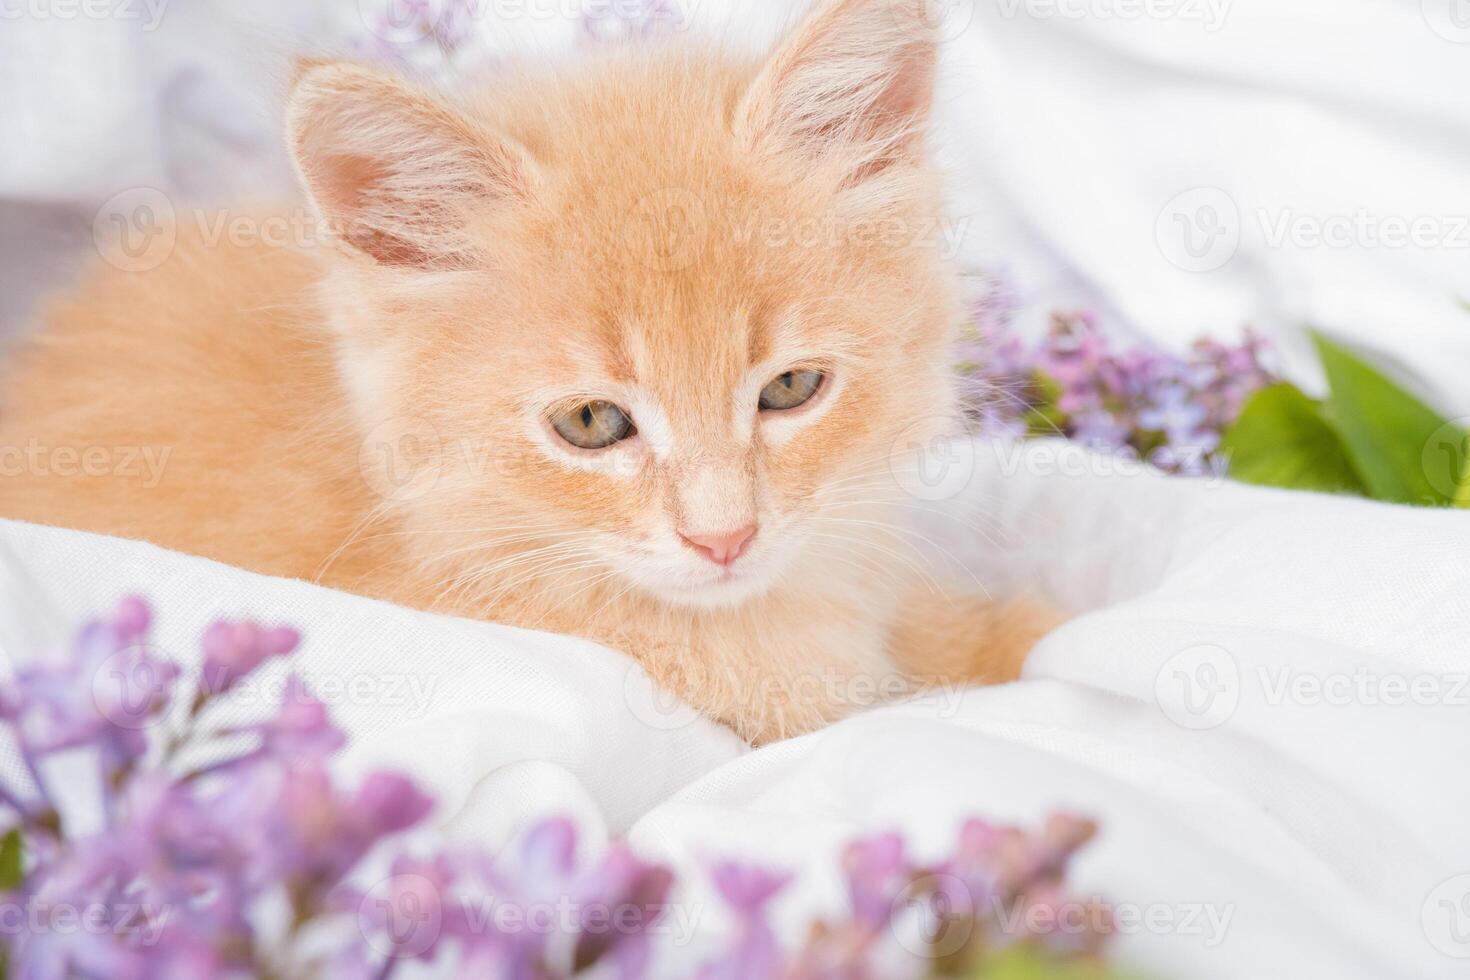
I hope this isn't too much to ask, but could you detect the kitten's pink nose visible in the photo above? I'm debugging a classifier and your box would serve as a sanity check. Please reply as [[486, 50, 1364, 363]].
[[680, 525, 756, 567]]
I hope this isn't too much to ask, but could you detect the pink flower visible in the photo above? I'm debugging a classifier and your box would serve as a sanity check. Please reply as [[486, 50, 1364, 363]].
[[701, 863, 790, 980], [252, 675, 346, 760], [199, 621, 299, 695]]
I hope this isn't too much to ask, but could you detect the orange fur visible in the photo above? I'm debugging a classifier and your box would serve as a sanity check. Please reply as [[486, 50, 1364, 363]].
[[0, 0, 1057, 743]]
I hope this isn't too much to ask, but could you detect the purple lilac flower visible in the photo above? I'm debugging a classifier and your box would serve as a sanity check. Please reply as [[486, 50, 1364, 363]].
[[0, 596, 178, 818], [959, 299, 1274, 474], [246, 674, 347, 760], [842, 832, 911, 935], [355, 0, 686, 77], [198, 620, 299, 695], [572, 845, 675, 978], [786, 815, 1110, 974], [0, 600, 437, 976], [354, 0, 482, 75], [355, 819, 677, 980], [0, 599, 1116, 978], [700, 862, 791, 980], [354, 853, 458, 966], [582, 0, 685, 43]]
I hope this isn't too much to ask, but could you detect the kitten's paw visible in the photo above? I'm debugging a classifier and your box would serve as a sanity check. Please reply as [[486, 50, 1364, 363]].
[[889, 592, 1067, 686]]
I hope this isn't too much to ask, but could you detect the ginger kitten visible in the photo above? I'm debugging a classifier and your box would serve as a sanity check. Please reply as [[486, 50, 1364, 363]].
[[0, 0, 1058, 743]]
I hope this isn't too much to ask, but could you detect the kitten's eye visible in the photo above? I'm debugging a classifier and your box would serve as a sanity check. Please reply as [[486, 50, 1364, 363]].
[[758, 369, 825, 412], [551, 401, 636, 450]]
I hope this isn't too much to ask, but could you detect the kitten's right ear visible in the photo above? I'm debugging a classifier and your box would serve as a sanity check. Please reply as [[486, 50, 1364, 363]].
[[286, 62, 536, 268], [735, 0, 937, 186]]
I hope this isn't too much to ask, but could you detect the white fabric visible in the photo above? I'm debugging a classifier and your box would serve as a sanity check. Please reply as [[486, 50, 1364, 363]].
[[1, 440, 1467, 979], [930, 0, 1470, 413]]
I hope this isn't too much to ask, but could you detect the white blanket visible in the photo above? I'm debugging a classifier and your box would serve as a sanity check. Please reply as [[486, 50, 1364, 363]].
[[1, 440, 1466, 980]]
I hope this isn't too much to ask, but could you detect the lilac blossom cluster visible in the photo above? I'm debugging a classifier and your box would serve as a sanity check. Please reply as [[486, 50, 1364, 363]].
[[959, 297, 1273, 476], [0, 598, 669, 978], [707, 814, 1110, 979], [581, 0, 685, 42], [355, 0, 683, 75], [354, 0, 481, 73], [0, 599, 1115, 978]]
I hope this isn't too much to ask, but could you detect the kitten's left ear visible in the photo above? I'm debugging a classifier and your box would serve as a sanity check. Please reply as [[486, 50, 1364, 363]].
[[286, 62, 537, 268], [734, 0, 937, 184]]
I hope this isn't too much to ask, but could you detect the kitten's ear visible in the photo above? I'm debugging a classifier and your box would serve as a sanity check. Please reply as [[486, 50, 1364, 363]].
[[286, 62, 536, 268], [734, 0, 937, 184]]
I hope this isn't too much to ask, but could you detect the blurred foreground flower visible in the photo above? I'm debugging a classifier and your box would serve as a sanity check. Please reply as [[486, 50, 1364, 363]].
[[0, 599, 1123, 977]]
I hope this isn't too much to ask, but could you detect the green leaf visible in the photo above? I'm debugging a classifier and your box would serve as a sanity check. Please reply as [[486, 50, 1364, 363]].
[[1025, 404, 1068, 438], [0, 829, 21, 890], [1312, 333, 1462, 506], [966, 945, 1142, 980], [0, 829, 17, 980], [1220, 383, 1367, 495], [1423, 424, 1470, 509]]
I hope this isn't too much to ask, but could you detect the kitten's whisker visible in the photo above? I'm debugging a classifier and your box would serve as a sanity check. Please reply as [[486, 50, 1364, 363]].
[[343, 530, 588, 596], [557, 570, 638, 629], [812, 482, 1010, 539], [811, 514, 989, 596], [381, 529, 591, 575], [454, 549, 607, 610], [803, 529, 943, 597], [814, 509, 992, 597], [582, 574, 647, 632], [419, 541, 593, 606], [816, 493, 1008, 546], [314, 498, 399, 583], [969, 381, 1069, 440], [475, 555, 606, 602], [808, 515, 941, 574], [800, 541, 903, 603], [438, 544, 597, 603], [347, 522, 579, 545]]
